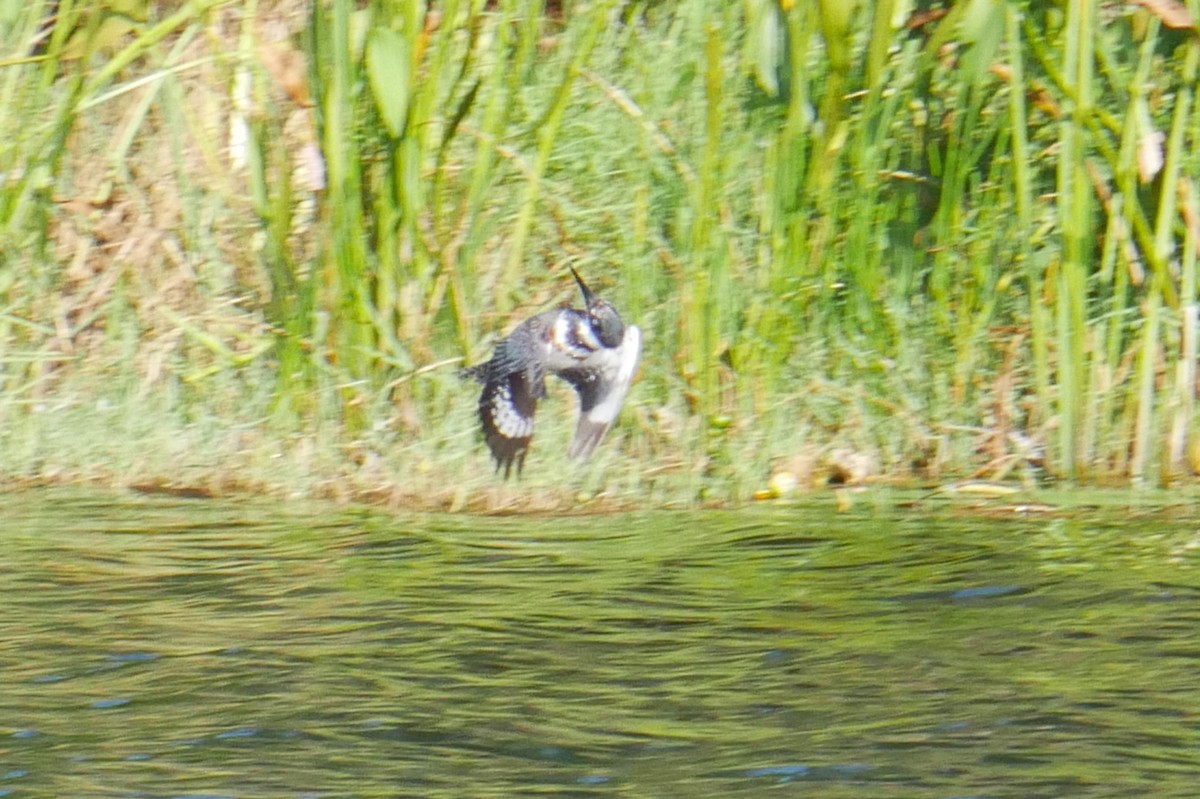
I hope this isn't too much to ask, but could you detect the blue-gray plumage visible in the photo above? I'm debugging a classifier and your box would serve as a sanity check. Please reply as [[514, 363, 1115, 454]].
[[464, 269, 642, 477]]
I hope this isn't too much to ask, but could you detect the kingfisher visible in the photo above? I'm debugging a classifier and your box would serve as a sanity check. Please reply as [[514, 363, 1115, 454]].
[[464, 268, 642, 477]]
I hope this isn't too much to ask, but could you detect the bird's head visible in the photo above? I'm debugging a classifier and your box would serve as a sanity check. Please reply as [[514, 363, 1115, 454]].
[[571, 267, 625, 348]]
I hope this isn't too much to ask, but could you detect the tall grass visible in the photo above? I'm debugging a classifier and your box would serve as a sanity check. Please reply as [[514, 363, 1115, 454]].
[[4, 0, 1200, 503]]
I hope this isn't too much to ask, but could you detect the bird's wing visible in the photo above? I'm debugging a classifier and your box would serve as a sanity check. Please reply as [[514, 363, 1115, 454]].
[[468, 318, 545, 383], [478, 366, 544, 477], [560, 325, 641, 461]]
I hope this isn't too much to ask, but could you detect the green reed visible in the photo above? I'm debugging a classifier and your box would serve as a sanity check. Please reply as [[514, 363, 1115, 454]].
[[6, 0, 1200, 500]]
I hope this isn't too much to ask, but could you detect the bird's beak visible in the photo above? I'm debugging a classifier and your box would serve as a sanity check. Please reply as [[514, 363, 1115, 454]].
[[570, 266, 597, 307]]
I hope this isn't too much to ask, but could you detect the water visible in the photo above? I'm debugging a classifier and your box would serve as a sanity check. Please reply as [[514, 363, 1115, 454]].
[[2, 489, 1200, 798]]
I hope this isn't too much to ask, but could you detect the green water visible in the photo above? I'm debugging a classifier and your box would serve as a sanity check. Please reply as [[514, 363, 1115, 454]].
[[2, 490, 1199, 798]]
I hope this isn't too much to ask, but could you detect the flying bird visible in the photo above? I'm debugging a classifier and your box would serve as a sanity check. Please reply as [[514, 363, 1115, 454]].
[[464, 268, 642, 477]]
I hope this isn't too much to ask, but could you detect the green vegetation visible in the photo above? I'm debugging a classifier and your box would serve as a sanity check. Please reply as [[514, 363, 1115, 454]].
[[3, 0, 1200, 507]]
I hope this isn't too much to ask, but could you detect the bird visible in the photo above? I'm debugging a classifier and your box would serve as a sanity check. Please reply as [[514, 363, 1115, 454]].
[[464, 268, 642, 477]]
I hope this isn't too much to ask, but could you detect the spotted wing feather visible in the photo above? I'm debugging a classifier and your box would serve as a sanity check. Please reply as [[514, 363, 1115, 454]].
[[476, 368, 542, 477], [466, 320, 552, 477]]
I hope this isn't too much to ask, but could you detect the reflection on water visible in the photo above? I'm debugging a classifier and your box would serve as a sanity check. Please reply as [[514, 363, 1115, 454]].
[[2, 489, 1200, 797]]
